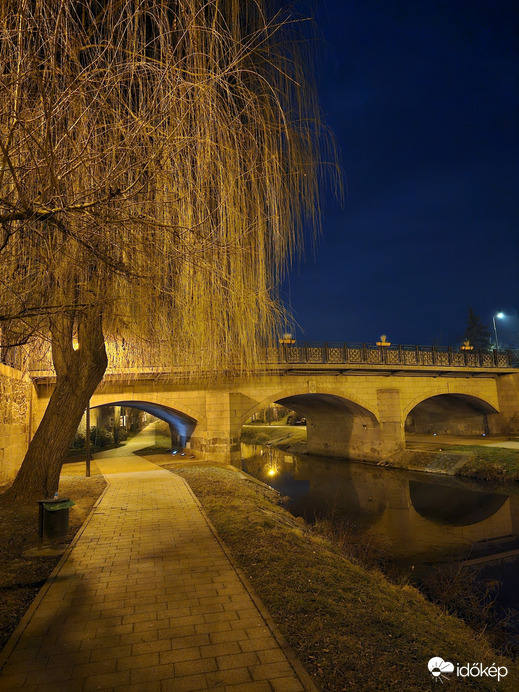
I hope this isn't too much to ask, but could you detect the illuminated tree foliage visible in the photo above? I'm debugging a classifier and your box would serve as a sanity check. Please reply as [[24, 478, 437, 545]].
[[0, 0, 337, 498]]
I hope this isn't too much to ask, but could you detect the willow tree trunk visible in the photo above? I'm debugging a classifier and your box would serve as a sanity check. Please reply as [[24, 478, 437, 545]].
[[5, 309, 107, 501]]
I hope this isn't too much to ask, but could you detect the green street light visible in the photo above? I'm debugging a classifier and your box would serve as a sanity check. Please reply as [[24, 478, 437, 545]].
[[493, 312, 505, 350]]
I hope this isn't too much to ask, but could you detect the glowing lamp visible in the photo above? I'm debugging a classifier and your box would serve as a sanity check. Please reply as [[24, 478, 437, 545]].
[[493, 312, 505, 350]]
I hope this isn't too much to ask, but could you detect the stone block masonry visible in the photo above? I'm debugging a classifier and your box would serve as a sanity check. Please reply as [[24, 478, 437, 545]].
[[0, 364, 33, 486]]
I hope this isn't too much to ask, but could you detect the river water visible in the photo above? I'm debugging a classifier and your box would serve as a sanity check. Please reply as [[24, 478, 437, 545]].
[[241, 443, 519, 627]]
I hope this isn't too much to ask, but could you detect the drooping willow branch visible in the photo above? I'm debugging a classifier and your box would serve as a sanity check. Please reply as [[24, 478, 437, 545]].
[[0, 0, 340, 376]]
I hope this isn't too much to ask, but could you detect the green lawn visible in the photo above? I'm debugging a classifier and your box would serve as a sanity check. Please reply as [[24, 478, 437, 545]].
[[452, 446, 519, 482]]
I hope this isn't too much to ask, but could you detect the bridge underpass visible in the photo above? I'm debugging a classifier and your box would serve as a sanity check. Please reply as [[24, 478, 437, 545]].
[[275, 393, 380, 460], [404, 393, 497, 437], [246, 389, 502, 462], [77, 401, 197, 458], [89, 400, 197, 450]]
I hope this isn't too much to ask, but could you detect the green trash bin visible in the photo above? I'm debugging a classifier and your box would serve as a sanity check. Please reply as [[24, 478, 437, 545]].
[[38, 497, 75, 543]]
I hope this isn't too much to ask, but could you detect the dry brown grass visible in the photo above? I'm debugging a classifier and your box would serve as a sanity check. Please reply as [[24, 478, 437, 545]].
[[170, 462, 519, 691], [0, 462, 106, 653]]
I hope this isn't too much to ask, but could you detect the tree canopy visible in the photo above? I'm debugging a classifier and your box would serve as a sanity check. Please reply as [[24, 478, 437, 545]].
[[463, 308, 492, 350], [0, 0, 337, 373], [0, 0, 338, 498]]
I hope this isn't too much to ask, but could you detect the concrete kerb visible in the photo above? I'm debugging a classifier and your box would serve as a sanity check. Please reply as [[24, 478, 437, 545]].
[[173, 472, 318, 692], [0, 483, 110, 673]]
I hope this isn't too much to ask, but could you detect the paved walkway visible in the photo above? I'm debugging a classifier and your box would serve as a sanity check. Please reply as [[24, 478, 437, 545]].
[[0, 448, 315, 691]]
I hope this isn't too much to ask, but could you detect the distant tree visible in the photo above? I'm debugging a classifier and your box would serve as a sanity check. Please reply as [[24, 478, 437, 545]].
[[463, 308, 492, 349]]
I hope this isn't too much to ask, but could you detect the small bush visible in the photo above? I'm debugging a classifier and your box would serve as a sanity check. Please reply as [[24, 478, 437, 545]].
[[95, 428, 114, 448], [72, 432, 85, 449]]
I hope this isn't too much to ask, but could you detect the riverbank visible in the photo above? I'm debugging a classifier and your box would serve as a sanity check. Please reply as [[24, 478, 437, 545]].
[[383, 446, 519, 483], [160, 460, 518, 690], [241, 423, 308, 454], [242, 424, 519, 483]]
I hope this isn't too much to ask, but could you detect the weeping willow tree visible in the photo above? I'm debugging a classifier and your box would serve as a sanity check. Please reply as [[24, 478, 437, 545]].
[[0, 0, 337, 499]]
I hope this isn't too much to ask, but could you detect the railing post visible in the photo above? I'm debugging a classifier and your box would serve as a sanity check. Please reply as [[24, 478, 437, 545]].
[[304, 341, 309, 363], [362, 343, 367, 363], [343, 342, 348, 363], [415, 345, 420, 364], [431, 344, 436, 365], [448, 346, 452, 365], [324, 342, 329, 362], [398, 344, 403, 364]]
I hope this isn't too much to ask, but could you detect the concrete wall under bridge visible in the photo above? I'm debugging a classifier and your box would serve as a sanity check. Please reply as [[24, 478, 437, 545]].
[[24, 364, 519, 471]]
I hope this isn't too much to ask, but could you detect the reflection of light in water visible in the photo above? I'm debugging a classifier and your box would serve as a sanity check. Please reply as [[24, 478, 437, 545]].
[[241, 442, 517, 567]]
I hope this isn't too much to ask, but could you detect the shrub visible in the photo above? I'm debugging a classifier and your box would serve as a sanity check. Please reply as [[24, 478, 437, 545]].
[[72, 432, 85, 449], [95, 428, 114, 448]]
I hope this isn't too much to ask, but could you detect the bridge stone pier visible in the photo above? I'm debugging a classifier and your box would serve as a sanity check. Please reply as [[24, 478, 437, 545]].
[[25, 357, 519, 471]]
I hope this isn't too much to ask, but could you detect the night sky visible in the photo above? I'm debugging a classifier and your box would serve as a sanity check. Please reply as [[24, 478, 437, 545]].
[[282, 0, 518, 348]]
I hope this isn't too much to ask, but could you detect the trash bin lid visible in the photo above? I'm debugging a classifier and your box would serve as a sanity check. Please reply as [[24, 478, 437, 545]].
[[39, 498, 75, 511]]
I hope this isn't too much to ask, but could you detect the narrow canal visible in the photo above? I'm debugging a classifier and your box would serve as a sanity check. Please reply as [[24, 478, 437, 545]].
[[241, 442, 519, 646]]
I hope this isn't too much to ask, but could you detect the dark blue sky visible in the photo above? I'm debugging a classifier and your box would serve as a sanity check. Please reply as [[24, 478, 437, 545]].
[[282, 0, 518, 347]]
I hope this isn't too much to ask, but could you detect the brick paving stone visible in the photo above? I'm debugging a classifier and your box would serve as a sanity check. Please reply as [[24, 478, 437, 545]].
[[0, 456, 316, 691], [205, 667, 252, 687]]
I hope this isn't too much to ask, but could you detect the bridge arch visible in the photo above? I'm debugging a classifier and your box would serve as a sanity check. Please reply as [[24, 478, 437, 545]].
[[403, 393, 499, 437], [242, 389, 382, 461], [241, 387, 379, 427], [90, 399, 197, 448]]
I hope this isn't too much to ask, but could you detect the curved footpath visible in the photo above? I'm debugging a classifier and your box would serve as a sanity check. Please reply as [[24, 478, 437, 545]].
[[0, 451, 316, 692]]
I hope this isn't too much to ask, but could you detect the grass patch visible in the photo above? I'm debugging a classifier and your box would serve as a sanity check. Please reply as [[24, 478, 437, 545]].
[[453, 446, 519, 482], [172, 463, 518, 691], [241, 424, 307, 449], [0, 462, 106, 653]]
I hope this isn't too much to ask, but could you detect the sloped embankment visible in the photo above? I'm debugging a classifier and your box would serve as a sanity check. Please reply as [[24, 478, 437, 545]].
[[171, 463, 518, 691], [384, 446, 519, 482]]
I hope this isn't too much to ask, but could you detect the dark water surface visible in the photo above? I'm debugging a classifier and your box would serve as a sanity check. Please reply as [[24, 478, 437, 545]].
[[241, 443, 519, 622]]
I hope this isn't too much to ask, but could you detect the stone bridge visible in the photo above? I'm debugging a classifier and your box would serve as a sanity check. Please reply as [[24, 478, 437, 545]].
[[27, 343, 519, 467]]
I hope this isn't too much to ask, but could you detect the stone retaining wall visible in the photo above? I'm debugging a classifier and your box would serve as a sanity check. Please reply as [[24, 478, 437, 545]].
[[0, 363, 32, 485]]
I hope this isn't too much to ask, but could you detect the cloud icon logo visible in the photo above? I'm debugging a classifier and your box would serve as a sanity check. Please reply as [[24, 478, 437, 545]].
[[428, 657, 454, 679]]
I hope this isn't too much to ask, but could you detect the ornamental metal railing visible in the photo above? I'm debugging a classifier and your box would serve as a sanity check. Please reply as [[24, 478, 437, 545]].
[[265, 342, 519, 368], [8, 341, 519, 376]]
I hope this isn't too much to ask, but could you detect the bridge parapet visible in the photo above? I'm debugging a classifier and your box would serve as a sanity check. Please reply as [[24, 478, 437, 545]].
[[271, 342, 518, 369], [26, 342, 519, 380]]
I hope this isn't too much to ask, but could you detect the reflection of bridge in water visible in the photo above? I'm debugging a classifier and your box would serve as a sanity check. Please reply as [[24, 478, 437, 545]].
[[242, 444, 519, 568], [27, 342, 519, 468]]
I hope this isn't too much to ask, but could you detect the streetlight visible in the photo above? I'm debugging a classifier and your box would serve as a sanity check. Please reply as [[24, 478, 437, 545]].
[[492, 312, 504, 350]]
